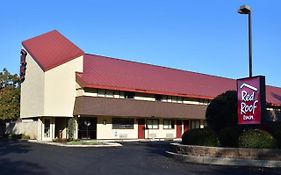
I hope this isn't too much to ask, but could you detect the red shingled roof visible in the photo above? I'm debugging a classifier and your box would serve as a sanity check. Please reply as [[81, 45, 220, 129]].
[[22, 30, 84, 71], [76, 54, 281, 107]]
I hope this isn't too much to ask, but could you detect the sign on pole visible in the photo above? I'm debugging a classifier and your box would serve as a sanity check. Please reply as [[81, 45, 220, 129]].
[[237, 76, 266, 124]]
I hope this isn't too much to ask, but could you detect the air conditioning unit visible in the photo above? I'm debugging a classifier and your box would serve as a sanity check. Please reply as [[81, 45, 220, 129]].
[[166, 133, 174, 138], [119, 134, 128, 139]]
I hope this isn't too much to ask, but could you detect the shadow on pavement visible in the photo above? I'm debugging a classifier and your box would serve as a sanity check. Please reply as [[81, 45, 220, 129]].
[[0, 139, 48, 175]]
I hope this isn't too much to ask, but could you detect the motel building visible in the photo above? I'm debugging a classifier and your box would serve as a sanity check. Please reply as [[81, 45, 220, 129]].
[[19, 30, 281, 141]]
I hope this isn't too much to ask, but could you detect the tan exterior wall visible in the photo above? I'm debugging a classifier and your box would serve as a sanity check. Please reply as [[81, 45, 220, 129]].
[[94, 117, 182, 140], [145, 119, 177, 139], [96, 116, 138, 139], [20, 51, 45, 118], [44, 56, 83, 117], [6, 119, 38, 139]]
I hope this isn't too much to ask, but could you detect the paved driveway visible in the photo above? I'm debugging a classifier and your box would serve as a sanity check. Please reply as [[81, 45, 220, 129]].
[[0, 139, 281, 175]]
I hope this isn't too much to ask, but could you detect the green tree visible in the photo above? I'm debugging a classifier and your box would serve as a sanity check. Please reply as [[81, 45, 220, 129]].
[[0, 69, 20, 121], [205, 90, 237, 133]]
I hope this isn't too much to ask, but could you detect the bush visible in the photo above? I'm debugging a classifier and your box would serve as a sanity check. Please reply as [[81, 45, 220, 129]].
[[9, 134, 22, 139], [205, 91, 237, 134], [5, 133, 30, 140], [182, 128, 219, 147], [218, 127, 241, 147], [67, 118, 76, 141], [266, 124, 281, 148], [21, 134, 30, 140], [238, 129, 276, 149]]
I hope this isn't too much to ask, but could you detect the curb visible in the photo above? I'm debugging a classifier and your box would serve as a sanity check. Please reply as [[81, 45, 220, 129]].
[[27, 140, 122, 148], [166, 151, 281, 168]]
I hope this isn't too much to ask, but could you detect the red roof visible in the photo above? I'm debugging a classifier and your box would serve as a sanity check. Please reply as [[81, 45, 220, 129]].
[[76, 54, 281, 107], [22, 30, 281, 107], [22, 30, 84, 71]]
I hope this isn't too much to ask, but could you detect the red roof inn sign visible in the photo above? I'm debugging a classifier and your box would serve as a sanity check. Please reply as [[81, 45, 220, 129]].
[[237, 76, 266, 125]]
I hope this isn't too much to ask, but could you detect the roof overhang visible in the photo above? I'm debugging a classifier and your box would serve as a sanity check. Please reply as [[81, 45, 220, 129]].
[[73, 96, 207, 119]]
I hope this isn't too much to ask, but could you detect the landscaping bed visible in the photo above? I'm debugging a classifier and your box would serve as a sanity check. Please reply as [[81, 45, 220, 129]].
[[169, 143, 281, 161]]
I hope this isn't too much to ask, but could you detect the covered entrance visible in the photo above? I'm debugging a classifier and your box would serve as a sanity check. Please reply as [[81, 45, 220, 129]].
[[55, 118, 67, 139], [78, 117, 97, 139], [42, 117, 55, 141]]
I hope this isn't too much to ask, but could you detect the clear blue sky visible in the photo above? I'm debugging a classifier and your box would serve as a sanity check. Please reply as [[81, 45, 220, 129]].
[[1, 0, 280, 87]]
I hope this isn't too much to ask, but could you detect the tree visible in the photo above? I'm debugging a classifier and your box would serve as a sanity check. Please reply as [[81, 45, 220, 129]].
[[205, 90, 237, 133], [0, 69, 20, 121]]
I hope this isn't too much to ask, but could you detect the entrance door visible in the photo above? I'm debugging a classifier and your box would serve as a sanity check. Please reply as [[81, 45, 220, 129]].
[[176, 120, 182, 138], [43, 117, 54, 141], [78, 117, 97, 139], [183, 120, 189, 133], [138, 119, 145, 139]]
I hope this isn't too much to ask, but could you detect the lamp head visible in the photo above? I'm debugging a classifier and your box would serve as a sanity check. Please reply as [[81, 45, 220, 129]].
[[238, 5, 251, 14]]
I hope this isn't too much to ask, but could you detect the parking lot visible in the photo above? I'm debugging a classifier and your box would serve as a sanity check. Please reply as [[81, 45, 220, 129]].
[[0, 139, 281, 175]]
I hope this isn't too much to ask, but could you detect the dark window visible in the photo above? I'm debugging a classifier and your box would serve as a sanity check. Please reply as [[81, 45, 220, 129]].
[[190, 120, 201, 129], [155, 94, 162, 101], [124, 92, 135, 99], [78, 118, 97, 139], [146, 119, 159, 129], [112, 118, 134, 129], [163, 120, 175, 129]]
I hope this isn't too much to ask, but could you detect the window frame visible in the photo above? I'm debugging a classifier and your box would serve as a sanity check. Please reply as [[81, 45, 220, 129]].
[[112, 118, 134, 129], [163, 119, 175, 129], [146, 119, 159, 129]]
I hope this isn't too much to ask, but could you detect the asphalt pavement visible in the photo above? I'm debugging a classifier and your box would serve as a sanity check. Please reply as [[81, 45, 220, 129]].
[[0, 139, 281, 175]]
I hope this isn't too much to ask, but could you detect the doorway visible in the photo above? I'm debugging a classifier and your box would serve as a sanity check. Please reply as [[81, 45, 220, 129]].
[[78, 117, 97, 139], [183, 120, 189, 133], [55, 118, 66, 139], [176, 120, 182, 138], [43, 117, 54, 141], [138, 119, 145, 139]]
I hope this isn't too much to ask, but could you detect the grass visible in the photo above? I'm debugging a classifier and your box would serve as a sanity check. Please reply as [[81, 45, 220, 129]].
[[66, 140, 105, 145]]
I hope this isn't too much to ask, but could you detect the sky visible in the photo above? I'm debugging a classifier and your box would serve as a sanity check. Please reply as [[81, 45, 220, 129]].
[[0, 0, 280, 87]]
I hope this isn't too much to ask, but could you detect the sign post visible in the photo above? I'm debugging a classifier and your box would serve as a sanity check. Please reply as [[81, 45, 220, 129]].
[[237, 76, 266, 125]]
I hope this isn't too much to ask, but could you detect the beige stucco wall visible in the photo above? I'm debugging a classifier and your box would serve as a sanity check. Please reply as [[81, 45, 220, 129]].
[[44, 56, 83, 117], [6, 119, 38, 139], [96, 116, 138, 139], [95, 116, 180, 140], [144, 119, 177, 139], [20, 50, 45, 118]]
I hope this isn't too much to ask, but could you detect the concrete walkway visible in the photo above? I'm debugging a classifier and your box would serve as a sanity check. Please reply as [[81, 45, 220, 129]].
[[27, 140, 122, 147]]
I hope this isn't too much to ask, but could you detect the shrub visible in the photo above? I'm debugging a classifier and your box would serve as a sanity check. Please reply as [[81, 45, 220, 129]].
[[21, 134, 30, 140], [218, 127, 241, 147], [266, 124, 281, 148], [67, 118, 76, 141], [9, 134, 22, 139], [238, 129, 276, 149], [205, 91, 237, 134], [182, 128, 219, 147]]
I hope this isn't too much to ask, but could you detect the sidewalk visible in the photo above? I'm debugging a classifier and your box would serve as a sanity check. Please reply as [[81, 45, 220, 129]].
[[28, 140, 122, 148]]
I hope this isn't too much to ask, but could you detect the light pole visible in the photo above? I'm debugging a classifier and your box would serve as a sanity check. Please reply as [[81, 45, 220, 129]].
[[238, 5, 252, 77]]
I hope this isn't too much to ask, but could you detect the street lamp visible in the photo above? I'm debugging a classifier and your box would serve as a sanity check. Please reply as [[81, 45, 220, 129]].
[[238, 5, 252, 77]]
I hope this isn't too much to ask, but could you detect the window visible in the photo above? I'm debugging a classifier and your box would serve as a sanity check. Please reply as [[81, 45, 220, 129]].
[[190, 120, 200, 129], [124, 92, 135, 99], [163, 120, 175, 129], [105, 90, 114, 97], [146, 119, 159, 129], [112, 118, 134, 129], [155, 94, 162, 101], [97, 89, 106, 97]]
